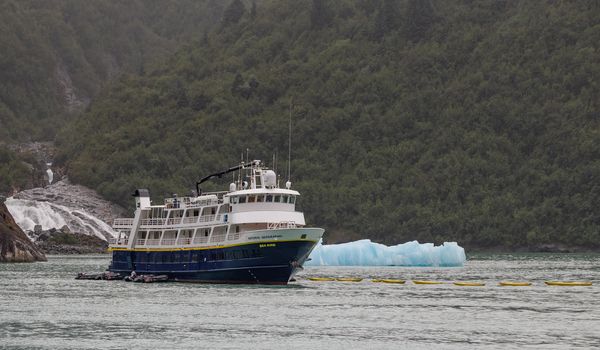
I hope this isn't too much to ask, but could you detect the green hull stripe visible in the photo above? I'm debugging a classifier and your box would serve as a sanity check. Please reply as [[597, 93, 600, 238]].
[[107, 239, 318, 252]]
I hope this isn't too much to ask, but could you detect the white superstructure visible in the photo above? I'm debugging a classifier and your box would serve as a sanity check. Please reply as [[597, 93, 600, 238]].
[[109, 160, 321, 250]]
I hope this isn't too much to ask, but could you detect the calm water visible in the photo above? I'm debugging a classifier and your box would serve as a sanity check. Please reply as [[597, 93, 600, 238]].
[[1, 254, 599, 349]]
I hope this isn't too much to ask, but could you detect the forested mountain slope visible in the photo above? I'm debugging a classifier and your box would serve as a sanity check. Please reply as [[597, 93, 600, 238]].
[[58, 0, 600, 249], [0, 0, 223, 142]]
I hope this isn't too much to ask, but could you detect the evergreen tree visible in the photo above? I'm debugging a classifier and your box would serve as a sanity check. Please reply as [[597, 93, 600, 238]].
[[222, 0, 246, 26], [310, 0, 334, 29], [405, 0, 435, 42]]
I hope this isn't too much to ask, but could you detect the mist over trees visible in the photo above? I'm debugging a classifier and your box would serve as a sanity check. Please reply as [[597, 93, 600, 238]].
[[4, 0, 600, 250]]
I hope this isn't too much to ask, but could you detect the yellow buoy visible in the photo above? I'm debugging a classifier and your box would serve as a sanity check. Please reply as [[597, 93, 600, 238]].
[[413, 280, 445, 285], [380, 279, 406, 284], [336, 277, 363, 282], [453, 282, 485, 287], [307, 277, 335, 282], [499, 281, 532, 287], [545, 281, 592, 286]]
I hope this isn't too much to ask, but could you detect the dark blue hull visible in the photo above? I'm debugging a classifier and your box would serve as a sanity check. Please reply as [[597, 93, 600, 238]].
[[108, 240, 316, 285]]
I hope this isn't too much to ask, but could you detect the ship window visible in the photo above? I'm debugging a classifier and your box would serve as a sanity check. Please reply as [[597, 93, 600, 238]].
[[248, 195, 256, 203], [239, 196, 246, 204], [256, 195, 264, 202], [274, 195, 281, 202], [289, 196, 296, 204], [266, 194, 273, 202], [231, 196, 239, 204], [281, 195, 288, 203]]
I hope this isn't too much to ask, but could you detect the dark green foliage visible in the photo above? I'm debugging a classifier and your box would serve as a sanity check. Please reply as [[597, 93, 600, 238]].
[[405, 0, 436, 42], [311, 0, 334, 29], [222, 0, 246, 26], [0, 0, 222, 143], [0, 147, 38, 195], [58, 0, 600, 250]]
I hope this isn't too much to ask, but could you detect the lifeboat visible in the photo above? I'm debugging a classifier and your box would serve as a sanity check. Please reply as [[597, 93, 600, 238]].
[[453, 282, 485, 286], [499, 281, 531, 287], [413, 280, 445, 285], [545, 281, 592, 286], [336, 277, 363, 282], [307, 277, 335, 282], [379, 279, 405, 284]]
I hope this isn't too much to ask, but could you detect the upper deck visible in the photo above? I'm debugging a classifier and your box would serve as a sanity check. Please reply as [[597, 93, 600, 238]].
[[111, 160, 306, 235]]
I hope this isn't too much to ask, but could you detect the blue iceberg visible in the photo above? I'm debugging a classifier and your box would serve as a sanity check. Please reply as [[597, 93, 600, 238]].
[[305, 239, 466, 267]]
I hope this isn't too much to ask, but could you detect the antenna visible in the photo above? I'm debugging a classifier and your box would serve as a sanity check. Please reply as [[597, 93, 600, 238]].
[[287, 98, 292, 181]]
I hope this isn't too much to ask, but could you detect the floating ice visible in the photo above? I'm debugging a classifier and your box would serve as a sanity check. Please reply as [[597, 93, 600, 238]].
[[306, 239, 466, 267]]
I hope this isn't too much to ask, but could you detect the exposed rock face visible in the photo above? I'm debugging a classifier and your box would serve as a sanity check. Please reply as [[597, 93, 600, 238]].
[[0, 202, 47, 262], [34, 226, 108, 254]]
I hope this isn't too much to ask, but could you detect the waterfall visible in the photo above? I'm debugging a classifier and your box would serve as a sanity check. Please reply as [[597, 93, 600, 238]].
[[5, 198, 117, 241], [46, 163, 54, 185]]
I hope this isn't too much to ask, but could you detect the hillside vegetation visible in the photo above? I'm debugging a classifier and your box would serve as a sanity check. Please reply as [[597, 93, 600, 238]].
[[0, 0, 225, 194], [58, 0, 600, 250], [0, 0, 223, 142]]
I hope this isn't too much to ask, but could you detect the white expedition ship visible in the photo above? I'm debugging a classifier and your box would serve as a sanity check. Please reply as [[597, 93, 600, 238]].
[[108, 160, 324, 284]]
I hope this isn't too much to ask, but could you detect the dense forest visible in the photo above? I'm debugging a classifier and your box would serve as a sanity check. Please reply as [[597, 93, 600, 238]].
[[7, 0, 600, 249], [0, 0, 225, 193]]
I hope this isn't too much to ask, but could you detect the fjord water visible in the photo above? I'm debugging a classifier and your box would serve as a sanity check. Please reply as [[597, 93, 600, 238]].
[[1, 255, 598, 349]]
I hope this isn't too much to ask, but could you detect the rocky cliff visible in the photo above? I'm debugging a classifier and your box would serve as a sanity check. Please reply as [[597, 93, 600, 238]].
[[0, 199, 47, 263]]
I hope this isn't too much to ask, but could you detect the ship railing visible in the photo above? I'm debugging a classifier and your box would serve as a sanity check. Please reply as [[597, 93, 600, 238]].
[[140, 218, 165, 226], [186, 199, 219, 208], [137, 215, 221, 228], [210, 233, 226, 243], [267, 221, 297, 229], [139, 218, 185, 226], [136, 239, 145, 245], [161, 238, 177, 246], [177, 238, 192, 245], [167, 218, 182, 225], [193, 236, 209, 244], [145, 239, 160, 246], [203, 191, 228, 198], [113, 218, 134, 227], [227, 232, 240, 241], [108, 238, 129, 246], [181, 217, 199, 224], [199, 215, 216, 223]]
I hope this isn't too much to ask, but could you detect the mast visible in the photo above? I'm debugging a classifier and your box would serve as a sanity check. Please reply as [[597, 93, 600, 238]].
[[287, 98, 292, 182]]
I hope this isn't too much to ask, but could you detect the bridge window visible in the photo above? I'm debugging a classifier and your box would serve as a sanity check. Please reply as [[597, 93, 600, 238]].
[[289, 196, 296, 204], [257, 195, 264, 202], [266, 194, 273, 202], [231, 196, 239, 204], [281, 195, 288, 203], [239, 196, 246, 204], [248, 195, 256, 203], [274, 195, 281, 202]]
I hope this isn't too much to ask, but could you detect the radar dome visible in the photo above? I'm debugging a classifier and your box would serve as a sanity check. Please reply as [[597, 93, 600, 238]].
[[264, 170, 276, 188], [229, 183, 236, 192], [285, 181, 292, 189]]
